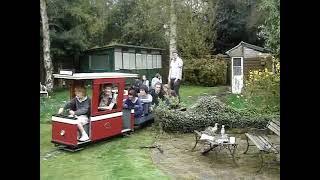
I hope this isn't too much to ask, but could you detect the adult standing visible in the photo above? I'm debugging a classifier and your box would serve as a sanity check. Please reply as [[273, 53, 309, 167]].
[[168, 50, 183, 100]]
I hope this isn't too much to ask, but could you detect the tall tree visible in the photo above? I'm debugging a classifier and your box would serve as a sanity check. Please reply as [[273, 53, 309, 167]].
[[120, 0, 169, 48], [168, 0, 178, 86], [258, 0, 280, 57], [169, 0, 177, 60], [43, 0, 269, 64], [210, 0, 263, 53], [47, 0, 111, 57], [176, 0, 211, 58], [40, 0, 53, 91]]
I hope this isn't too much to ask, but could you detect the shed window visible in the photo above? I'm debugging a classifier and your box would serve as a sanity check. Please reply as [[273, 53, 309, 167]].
[[89, 55, 109, 70], [114, 52, 122, 70], [156, 55, 162, 68], [233, 58, 242, 76], [136, 53, 143, 69], [233, 58, 241, 66], [152, 55, 158, 68], [123, 53, 130, 69], [147, 54, 153, 69], [141, 54, 147, 69], [129, 53, 136, 69]]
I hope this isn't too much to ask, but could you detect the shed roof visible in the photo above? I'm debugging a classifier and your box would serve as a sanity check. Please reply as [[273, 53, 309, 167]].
[[85, 43, 165, 53], [53, 72, 139, 80], [225, 41, 269, 55]]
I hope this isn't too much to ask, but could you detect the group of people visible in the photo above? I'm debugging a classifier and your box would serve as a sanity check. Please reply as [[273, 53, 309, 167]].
[[123, 72, 180, 118], [124, 50, 183, 118], [57, 50, 184, 142]]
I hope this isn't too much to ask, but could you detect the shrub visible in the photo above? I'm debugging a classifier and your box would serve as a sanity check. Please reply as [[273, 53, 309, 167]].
[[154, 96, 279, 133], [183, 56, 227, 86], [243, 59, 280, 114]]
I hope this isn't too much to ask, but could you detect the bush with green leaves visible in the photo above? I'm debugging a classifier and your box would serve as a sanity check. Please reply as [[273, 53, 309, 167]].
[[183, 57, 227, 87], [243, 60, 280, 114], [154, 96, 279, 133]]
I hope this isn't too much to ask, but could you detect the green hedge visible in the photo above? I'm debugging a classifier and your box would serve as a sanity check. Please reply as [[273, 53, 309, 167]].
[[183, 57, 227, 86], [154, 96, 279, 133]]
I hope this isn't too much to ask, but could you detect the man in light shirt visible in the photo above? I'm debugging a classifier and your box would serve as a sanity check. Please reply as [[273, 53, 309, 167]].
[[168, 50, 183, 101]]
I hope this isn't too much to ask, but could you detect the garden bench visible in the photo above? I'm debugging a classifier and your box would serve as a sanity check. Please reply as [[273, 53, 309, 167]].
[[40, 82, 48, 97], [243, 119, 280, 172]]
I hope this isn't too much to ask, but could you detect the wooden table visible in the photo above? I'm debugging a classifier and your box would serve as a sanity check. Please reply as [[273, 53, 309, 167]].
[[202, 139, 238, 159], [193, 131, 238, 161]]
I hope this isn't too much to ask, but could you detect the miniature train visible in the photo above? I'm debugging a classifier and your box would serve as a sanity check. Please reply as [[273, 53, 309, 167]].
[[51, 72, 154, 151]]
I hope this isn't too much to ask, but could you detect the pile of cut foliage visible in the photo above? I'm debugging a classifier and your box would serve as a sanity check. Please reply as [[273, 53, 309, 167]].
[[154, 96, 279, 133]]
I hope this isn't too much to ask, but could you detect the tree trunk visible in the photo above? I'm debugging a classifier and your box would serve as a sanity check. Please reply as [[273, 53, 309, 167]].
[[40, 0, 53, 92], [169, 0, 177, 60], [168, 0, 177, 85]]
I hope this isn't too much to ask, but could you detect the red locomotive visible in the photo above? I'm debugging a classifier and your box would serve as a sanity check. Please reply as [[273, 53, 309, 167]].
[[51, 72, 154, 151]]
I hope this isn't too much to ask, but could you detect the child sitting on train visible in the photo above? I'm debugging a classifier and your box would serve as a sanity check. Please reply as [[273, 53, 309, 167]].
[[112, 86, 119, 101], [123, 89, 143, 118], [98, 84, 117, 111], [138, 85, 153, 103], [132, 78, 142, 93], [150, 82, 165, 106], [58, 85, 91, 142], [138, 85, 153, 115]]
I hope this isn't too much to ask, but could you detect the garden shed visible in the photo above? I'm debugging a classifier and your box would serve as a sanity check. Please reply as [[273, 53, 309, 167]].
[[79, 44, 164, 81], [225, 41, 273, 94]]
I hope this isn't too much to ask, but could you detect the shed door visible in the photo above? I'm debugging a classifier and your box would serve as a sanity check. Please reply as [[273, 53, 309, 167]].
[[231, 57, 243, 94]]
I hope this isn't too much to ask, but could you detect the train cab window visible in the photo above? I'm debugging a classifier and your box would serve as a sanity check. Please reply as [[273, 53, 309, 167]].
[[98, 83, 118, 111]]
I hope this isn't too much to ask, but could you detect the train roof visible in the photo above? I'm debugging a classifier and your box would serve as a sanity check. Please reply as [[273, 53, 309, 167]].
[[53, 72, 139, 80]]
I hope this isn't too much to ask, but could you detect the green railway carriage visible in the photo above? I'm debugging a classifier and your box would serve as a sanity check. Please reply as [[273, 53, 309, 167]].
[[79, 44, 164, 83]]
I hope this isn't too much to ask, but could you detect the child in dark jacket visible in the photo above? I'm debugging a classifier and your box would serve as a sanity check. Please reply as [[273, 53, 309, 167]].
[[58, 85, 91, 142], [123, 89, 143, 118]]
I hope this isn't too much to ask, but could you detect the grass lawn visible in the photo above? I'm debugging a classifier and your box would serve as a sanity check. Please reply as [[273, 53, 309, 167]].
[[222, 94, 248, 110], [40, 85, 228, 179], [41, 124, 168, 180], [222, 93, 279, 114]]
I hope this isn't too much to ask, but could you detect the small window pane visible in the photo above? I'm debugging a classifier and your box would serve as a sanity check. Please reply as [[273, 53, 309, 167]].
[[90, 55, 109, 70], [136, 54, 142, 69], [147, 54, 153, 69], [129, 53, 136, 69], [141, 54, 147, 69], [114, 52, 122, 70], [98, 83, 119, 111], [123, 53, 130, 69], [157, 55, 162, 68], [233, 58, 242, 67], [233, 66, 242, 75], [152, 55, 157, 68]]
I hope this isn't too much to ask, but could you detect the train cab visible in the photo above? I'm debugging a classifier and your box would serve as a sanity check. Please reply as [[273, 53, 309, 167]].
[[51, 72, 142, 151]]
